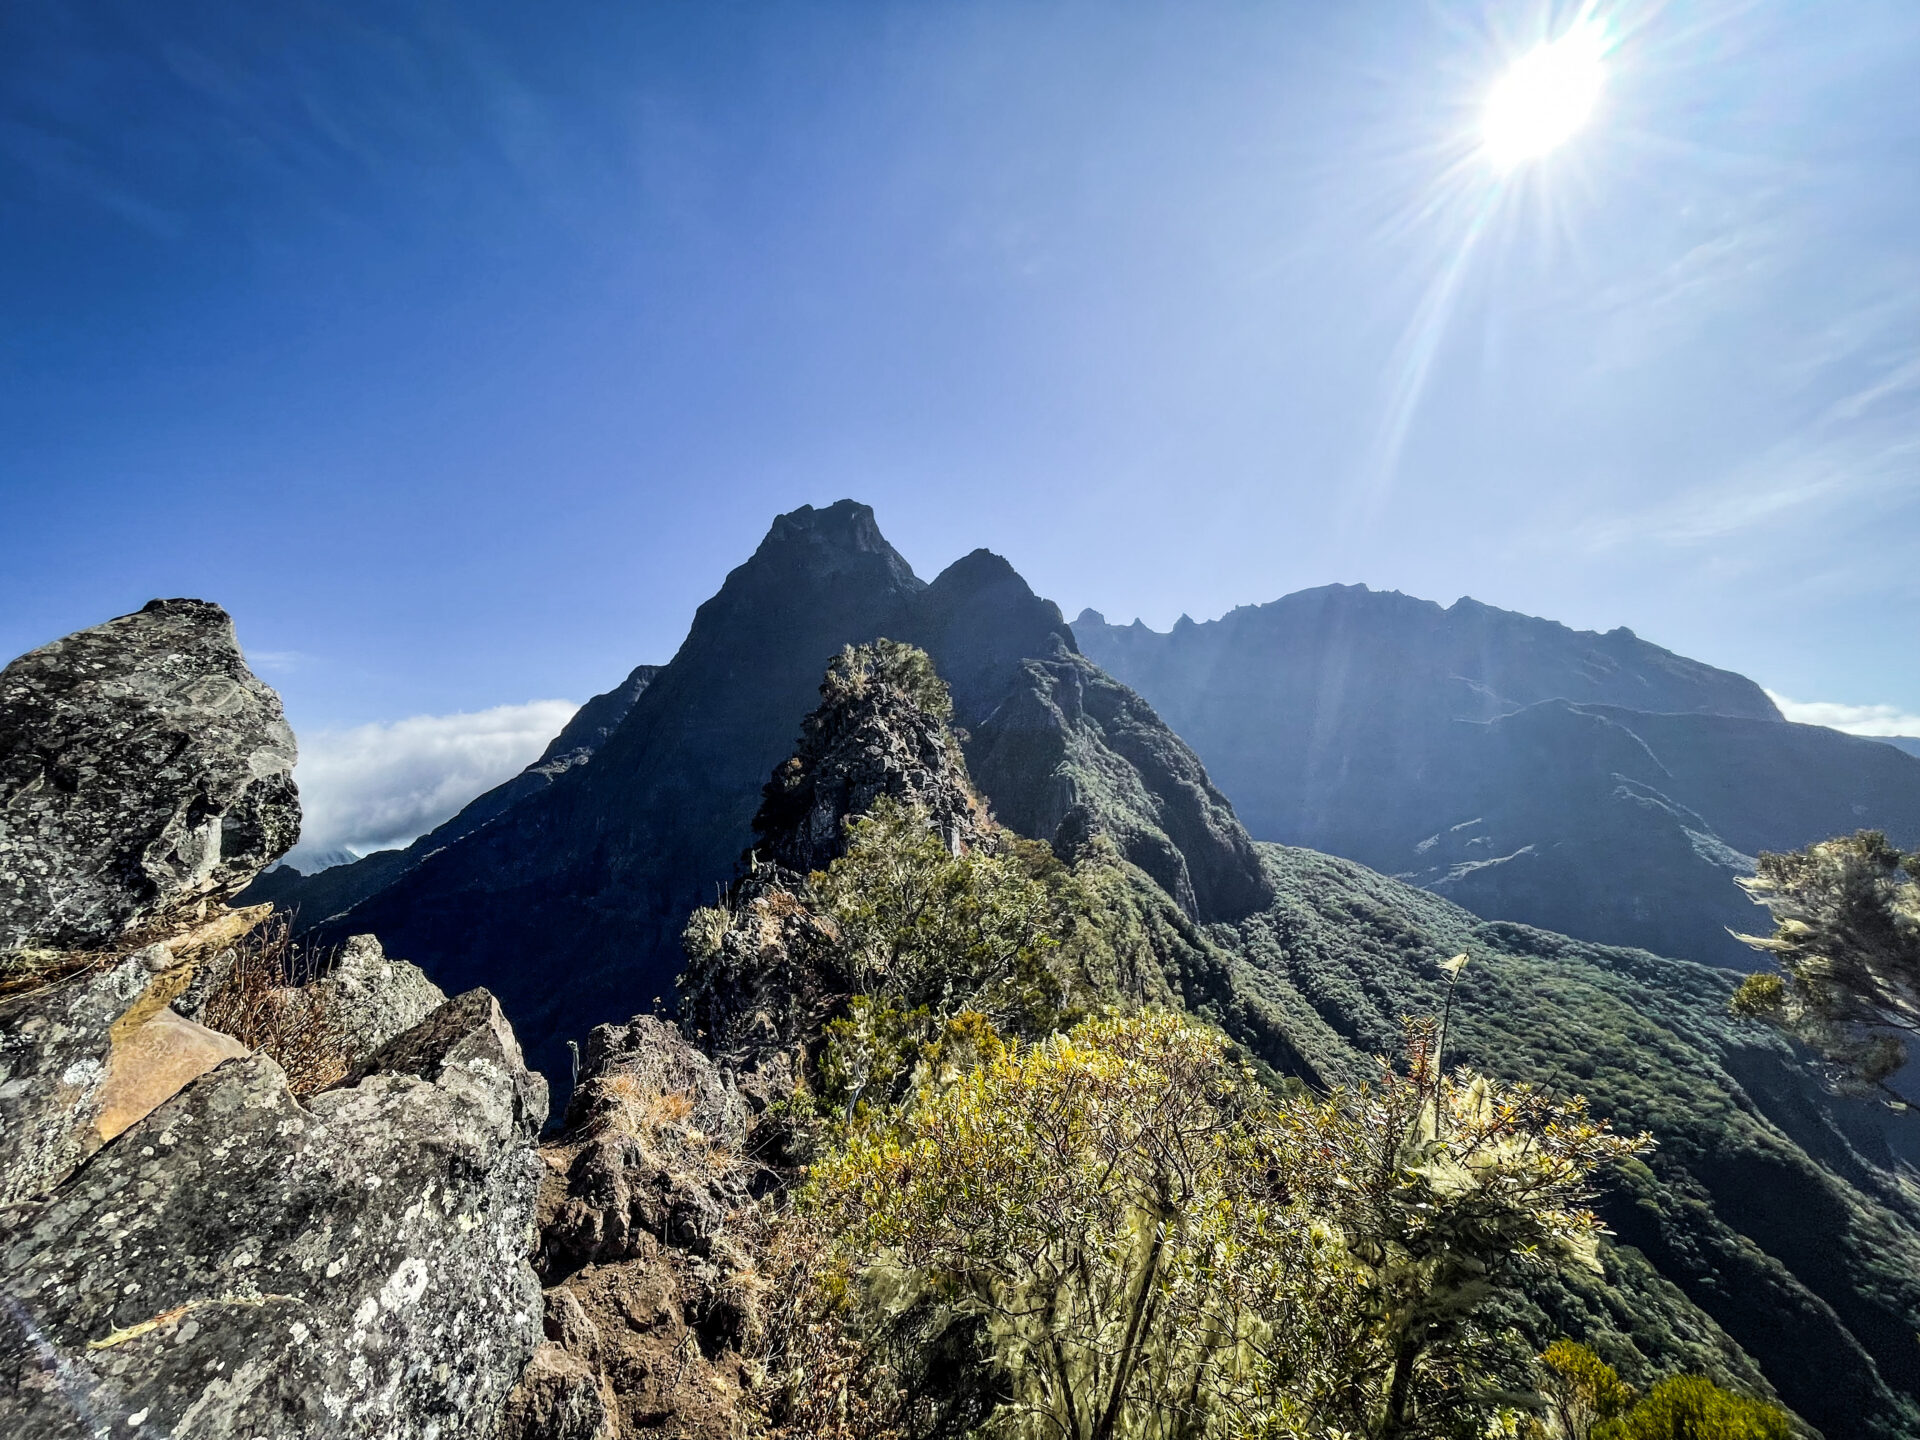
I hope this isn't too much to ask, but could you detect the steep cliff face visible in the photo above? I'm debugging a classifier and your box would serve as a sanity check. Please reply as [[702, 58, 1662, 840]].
[[1075, 592, 1920, 967], [282, 502, 1267, 1097], [238, 662, 663, 920]]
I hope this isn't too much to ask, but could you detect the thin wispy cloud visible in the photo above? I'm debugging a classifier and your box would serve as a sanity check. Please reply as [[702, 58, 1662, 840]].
[[1578, 428, 1918, 550], [1767, 691, 1920, 738], [283, 699, 576, 870]]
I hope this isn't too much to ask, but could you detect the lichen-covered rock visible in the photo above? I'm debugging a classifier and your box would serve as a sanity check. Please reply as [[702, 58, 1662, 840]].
[[0, 952, 152, 1206], [0, 988, 547, 1439], [541, 1018, 755, 1278], [93, 1005, 248, 1145], [0, 599, 300, 953], [312, 933, 447, 1066], [573, 1015, 752, 1144]]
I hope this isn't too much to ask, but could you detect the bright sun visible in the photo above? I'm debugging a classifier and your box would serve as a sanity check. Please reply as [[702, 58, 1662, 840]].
[[1482, 22, 1608, 167]]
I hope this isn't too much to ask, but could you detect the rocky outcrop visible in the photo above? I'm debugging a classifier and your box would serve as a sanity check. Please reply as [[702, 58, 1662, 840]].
[[0, 988, 547, 1440], [678, 873, 843, 1070], [0, 903, 279, 1208], [0, 602, 549, 1440], [0, 599, 299, 954], [0, 949, 159, 1206], [751, 644, 988, 875], [313, 933, 448, 1064], [497, 1017, 762, 1440]]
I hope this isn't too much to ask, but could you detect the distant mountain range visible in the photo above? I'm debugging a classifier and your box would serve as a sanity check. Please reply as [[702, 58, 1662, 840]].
[[1076, 590, 1920, 968]]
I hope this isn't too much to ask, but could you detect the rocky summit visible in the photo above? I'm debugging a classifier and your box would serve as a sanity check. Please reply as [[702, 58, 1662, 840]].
[[0, 599, 299, 955]]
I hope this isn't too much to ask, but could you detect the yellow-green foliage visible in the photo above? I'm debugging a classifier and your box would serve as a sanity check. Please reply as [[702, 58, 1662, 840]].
[[820, 638, 954, 721], [1598, 1375, 1791, 1440], [1534, 1342, 1789, 1440], [764, 1010, 1650, 1440], [807, 798, 1118, 1110], [1539, 1341, 1635, 1440]]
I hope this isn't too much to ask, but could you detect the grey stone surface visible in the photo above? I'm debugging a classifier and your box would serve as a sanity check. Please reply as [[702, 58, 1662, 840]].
[[0, 988, 546, 1440], [0, 599, 299, 953], [312, 934, 447, 1067], [0, 954, 150, 1206], [576, 1015, 751, 1146]]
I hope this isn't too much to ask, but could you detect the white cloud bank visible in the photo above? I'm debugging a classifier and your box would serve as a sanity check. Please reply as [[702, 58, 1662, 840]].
[[282, 699, 578, 871], [1767, 690, 1920, 737]]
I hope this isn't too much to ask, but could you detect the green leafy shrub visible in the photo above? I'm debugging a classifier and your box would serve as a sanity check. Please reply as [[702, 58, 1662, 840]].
[[1538, 1340, 1635, 1440], [1597, 1374, 1791, 1440]]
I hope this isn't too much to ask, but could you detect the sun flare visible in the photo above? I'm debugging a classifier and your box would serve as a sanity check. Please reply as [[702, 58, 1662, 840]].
[[1482, 21, 1608, 167]]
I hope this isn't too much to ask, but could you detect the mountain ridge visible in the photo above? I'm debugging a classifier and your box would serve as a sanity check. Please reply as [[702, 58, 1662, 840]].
[[1075, 591, 1920, 967]]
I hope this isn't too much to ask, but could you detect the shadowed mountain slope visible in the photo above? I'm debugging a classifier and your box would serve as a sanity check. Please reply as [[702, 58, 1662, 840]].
[[239, 663, 662, 921], [1076, 593, 1920, 967]]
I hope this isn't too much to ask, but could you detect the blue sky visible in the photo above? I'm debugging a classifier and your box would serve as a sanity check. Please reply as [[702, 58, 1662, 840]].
[[4, 0, 1918, 773]]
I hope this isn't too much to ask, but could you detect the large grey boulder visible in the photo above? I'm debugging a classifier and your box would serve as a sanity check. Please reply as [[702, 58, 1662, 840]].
[[312, 933, 448, 1066], [0, 988, 547, 1439], [0, 599, 300, 953]]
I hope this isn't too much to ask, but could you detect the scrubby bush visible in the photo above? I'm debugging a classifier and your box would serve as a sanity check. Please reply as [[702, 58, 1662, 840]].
[[1731, 829, 1920, 1087], [199, 913, 350, 1095], [758, 1010, 1649, 1440]]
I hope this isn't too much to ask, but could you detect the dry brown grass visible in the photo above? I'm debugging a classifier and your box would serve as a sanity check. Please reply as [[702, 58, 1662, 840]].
[[200, 914, 351, 1096]]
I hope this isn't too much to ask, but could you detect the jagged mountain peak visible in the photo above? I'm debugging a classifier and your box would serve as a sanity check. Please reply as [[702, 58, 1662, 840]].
[[1079, 581, 1781, 723], [754, 498, 924, 586]]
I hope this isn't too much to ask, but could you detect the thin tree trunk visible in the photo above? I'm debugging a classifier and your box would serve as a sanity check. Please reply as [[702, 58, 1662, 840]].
[[1092, 1206, 1169, 1440], [1380, 1334, 1421, 1440]]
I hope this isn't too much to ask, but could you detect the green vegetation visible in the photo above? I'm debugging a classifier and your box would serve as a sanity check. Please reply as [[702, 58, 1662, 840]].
[[1539, 1340, 1636, 1440], [1203, 845, 1920, 1438], [703, 646, 1920, 1437], [819, 637, 956, 722], [762, 1006, 1646, 1440], [1729, 830, 1920, 1087], [814, 800, 1083, 1041], [740, 791, 1658, 1439], [1536, 1342, 1790, 1440]]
